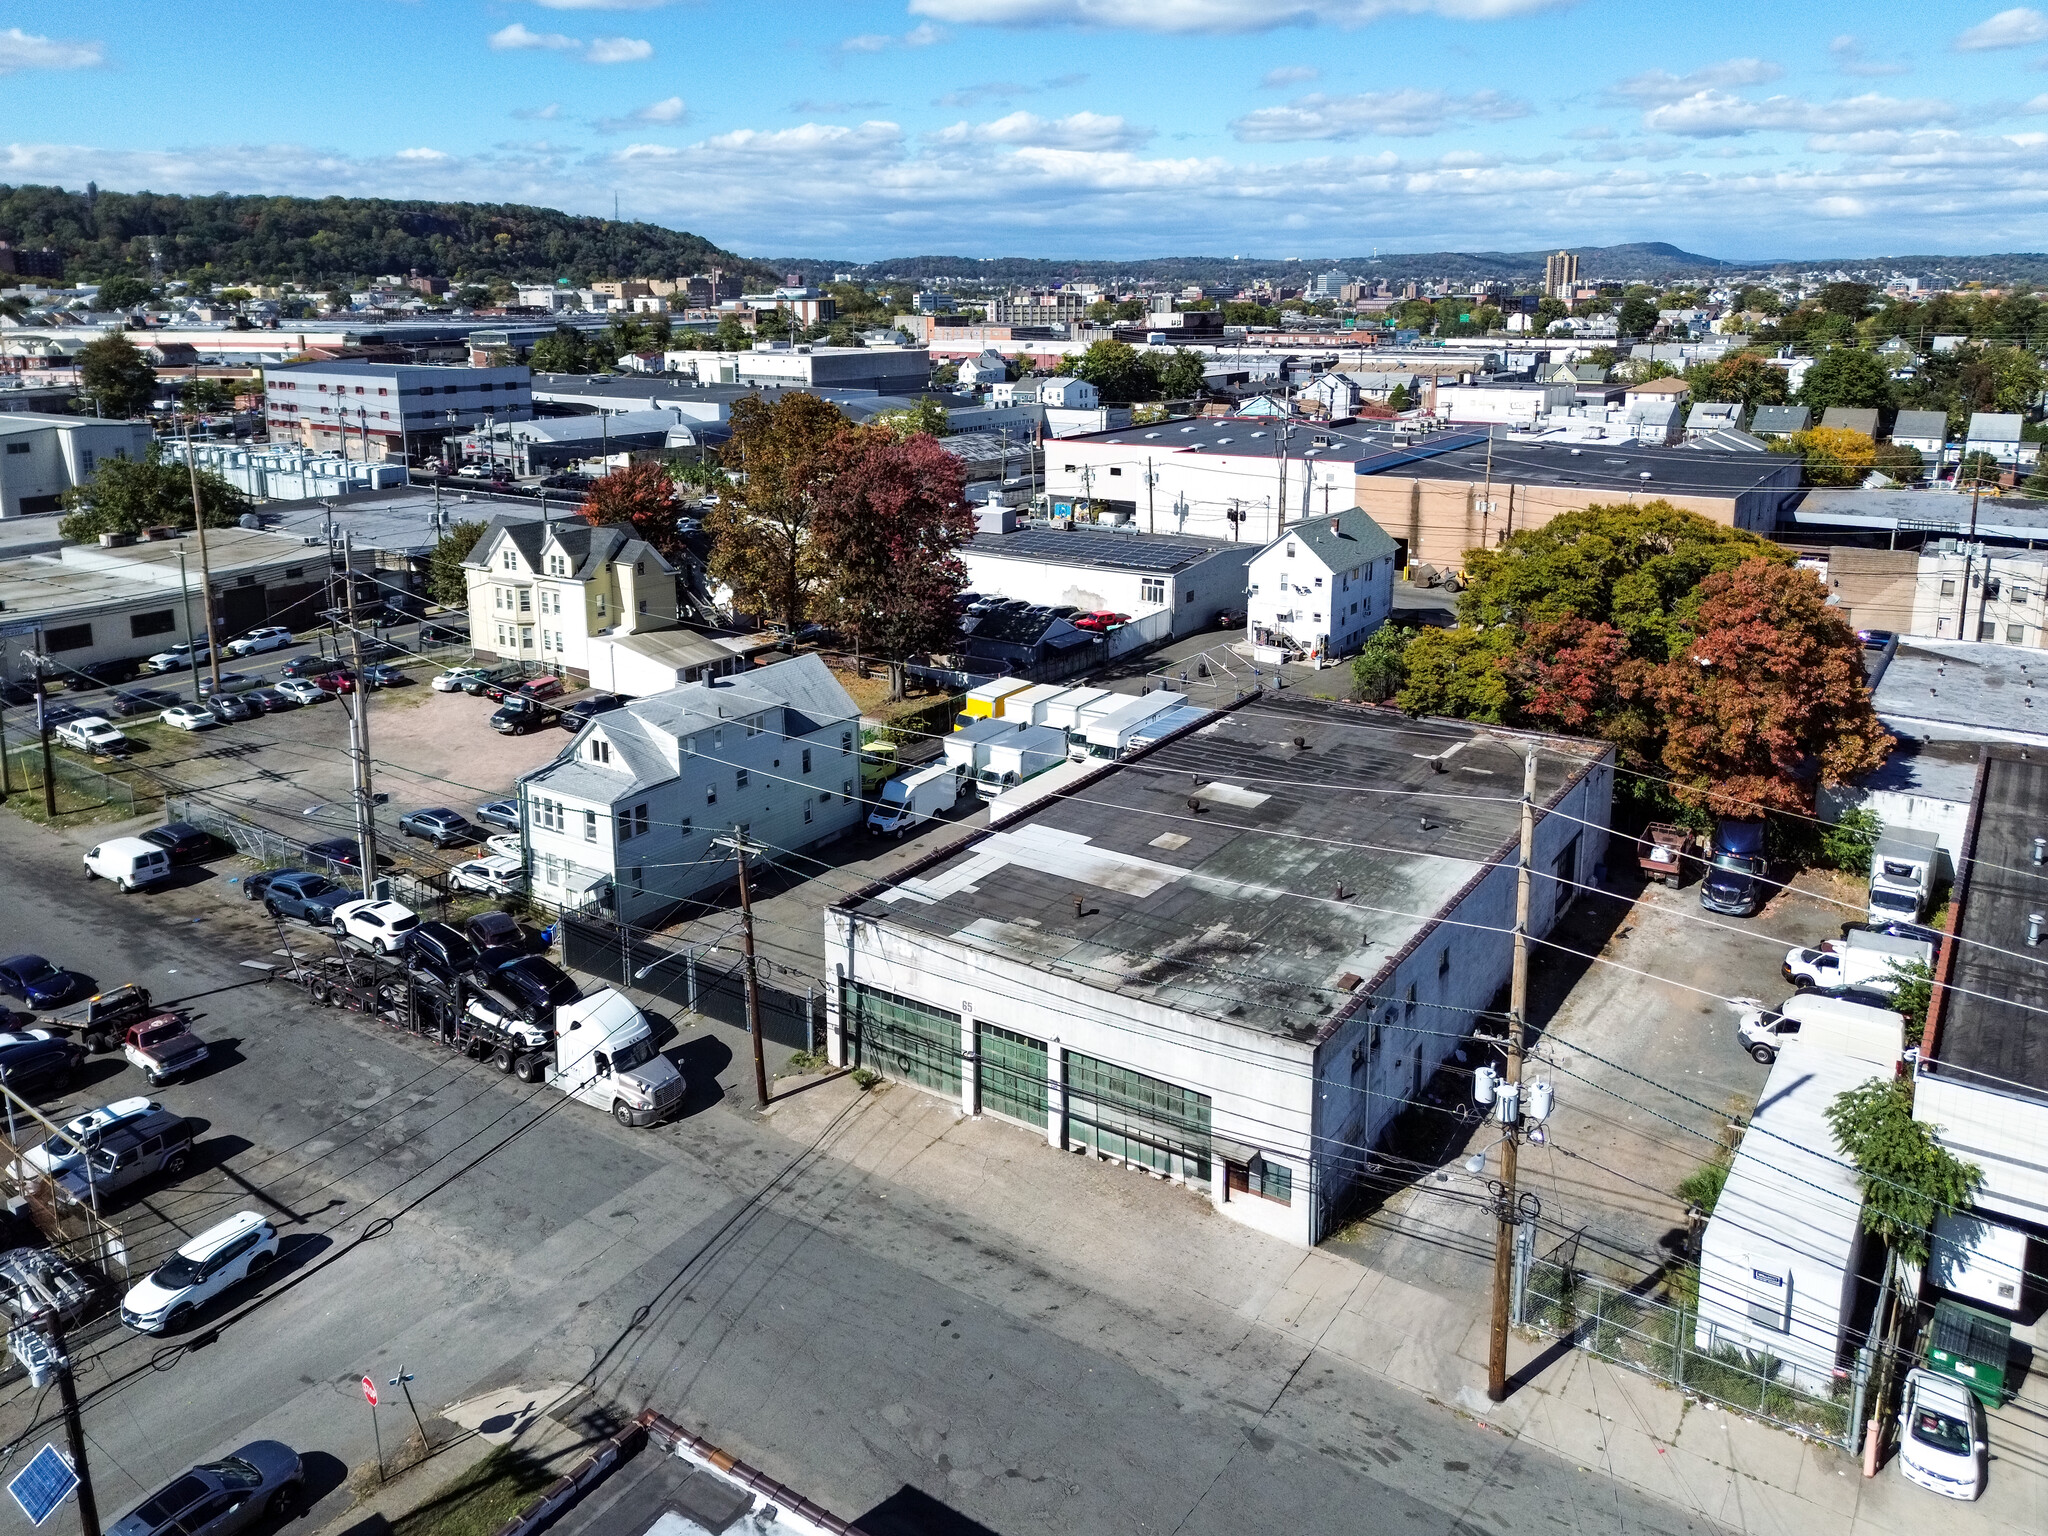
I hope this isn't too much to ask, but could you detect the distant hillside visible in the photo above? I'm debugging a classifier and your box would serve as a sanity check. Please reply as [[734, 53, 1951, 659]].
[[0, 185, 780, 290], [775, 242, 2048, 288]]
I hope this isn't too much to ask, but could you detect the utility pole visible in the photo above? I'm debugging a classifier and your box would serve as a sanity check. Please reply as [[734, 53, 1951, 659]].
[[340, 535, 380, 894], [1961, 476, 1984, 643], [182, 412, 223, 697], [1480, 425, 1497, 546], [45, 1326, 101, 1536], [27, 637, 55, 819], [176, 551, 201, 707], [1145, 455, 1157, 535], [1487, 745, 1539, 1403], [712, 828, 769, 1108]]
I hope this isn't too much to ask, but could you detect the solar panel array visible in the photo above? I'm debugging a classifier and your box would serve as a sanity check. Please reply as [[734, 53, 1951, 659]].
[[996, 526, 1219, 573]]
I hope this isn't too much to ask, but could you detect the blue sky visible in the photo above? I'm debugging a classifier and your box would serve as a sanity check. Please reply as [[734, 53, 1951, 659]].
[[3, 1, 2046, 263]]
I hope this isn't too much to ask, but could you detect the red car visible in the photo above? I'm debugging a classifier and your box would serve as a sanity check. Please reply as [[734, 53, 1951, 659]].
[[1072, 611, 1130, 633]]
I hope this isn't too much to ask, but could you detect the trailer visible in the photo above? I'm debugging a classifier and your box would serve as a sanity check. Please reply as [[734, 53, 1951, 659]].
[[278, 945, 682, 1121], [39, 984, 167, 1054]]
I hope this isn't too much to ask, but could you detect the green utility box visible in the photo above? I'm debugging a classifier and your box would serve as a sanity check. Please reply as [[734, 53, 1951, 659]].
[[1925, 1298, 2012, 1408]]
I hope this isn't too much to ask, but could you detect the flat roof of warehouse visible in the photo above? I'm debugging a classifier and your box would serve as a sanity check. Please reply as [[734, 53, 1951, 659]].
[[840, 693, 1605, 1042]]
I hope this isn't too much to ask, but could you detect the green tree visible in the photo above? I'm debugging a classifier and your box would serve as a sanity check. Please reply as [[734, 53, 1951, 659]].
[[1223, 301, 1278, 327], [1826, 1075, 1980, 1267], [2024, 469, 2048, 499], [1617, 291, 1659, 337], [578, 460, 688, 564], [528, 324, 596, 373], [1872, 442, 1926, 485], [93, 274, 154, 311], [1956, 345, 2045, 417], [1797, 348, 1891, 411], [425, 518, 488, 608], [869, 398, 950, 440], [1534, 296, 1569, 330], [77, 331, 157, 418], [1458, 501, 1787, 663], [1820, 805, 1882, 874], [1958, 450, 2004, 488], [1058, 339, 1153, 405], [1888, 962, 1934, 1049], [707, 391, 847, 629], [1387, 383, 1411, 412], [1817, 281, 1876, 319], [1395, 625, 1515, 721], [59, 446, 246, 542], [1350, 623, 1409, 703], [1734, 285, 1782, 316], [1156, 348, 1207, 399], [1682, 352, 1788, 414]]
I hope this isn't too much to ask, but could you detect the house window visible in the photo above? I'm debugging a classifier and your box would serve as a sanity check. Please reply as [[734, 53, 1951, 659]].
[[706, 784, 717, 804], [46, 624, 92, 652], [1140, 578, 1165, 604], [636, 561, 645, 575], [129, 610, 175, 638], [590, 739, 611, 763], [1981, 620, 1998, 641], [680, 816, 692, 836], [1941, 578, 1956, 596], [842, 731, 853, 752], [801, 747, 812, 773], [1285, 543, 1296, 558], [1438, 947, 1450, 980], [583, 809, 598, 841], [2011, 625, 2028, 644], [520, 627, 533, 648], [630, 803, 649, 838], [1228, 1155, 1292, 1205], [597, 595, 606, 617], [502, 549, 516, 570], [2016, 588, 2033, 605], [518, 590, 531, 612], [842, 779, 853, 802], [736, 768, 749, 788], [804, 804, 814, 824], [638, 600, 647, 615]]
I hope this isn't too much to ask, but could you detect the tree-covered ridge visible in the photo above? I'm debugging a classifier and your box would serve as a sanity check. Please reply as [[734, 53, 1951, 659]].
[[0, 185, 780, 289]]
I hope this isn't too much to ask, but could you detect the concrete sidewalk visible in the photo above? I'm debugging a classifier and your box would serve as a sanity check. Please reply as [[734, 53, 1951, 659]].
[[755, 1069, 2048, 1536]]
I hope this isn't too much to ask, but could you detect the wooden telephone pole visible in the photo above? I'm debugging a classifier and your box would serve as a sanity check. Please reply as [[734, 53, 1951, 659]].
[[1487, 746, 1539, 1402]]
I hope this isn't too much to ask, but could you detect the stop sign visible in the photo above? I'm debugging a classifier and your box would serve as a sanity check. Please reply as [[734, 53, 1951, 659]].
[[361, 1377, 378, 1406]]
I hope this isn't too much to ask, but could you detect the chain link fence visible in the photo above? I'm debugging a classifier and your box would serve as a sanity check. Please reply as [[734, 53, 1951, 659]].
[[165, 796, 452, 916], [2, 745, 144, 819], [1517, 1239, 1867, 1448]]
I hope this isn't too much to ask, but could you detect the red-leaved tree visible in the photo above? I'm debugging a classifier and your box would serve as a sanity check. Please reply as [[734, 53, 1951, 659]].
[[810, 430, 973, 688], [577, 461, 685, 564], [1652, 559, 1892, 812]]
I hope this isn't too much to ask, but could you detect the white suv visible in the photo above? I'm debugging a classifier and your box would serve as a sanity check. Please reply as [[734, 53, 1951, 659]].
[[11, 1095, 156, 1180], [226, 626, 293, 656], [332, 897, 420, 954], [120, 1210, 278, 1334]]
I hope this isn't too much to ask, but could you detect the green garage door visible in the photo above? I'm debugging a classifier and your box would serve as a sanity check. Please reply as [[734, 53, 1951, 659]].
[[979, 1024, 1048, 1128], [1065, 1051, 1211, 1182], [844, 980, 960, 1096]]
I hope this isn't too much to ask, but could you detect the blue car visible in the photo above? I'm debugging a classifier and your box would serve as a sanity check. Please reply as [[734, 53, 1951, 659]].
[[252, 871, 350, 924], [0, 954, 90, 1009]]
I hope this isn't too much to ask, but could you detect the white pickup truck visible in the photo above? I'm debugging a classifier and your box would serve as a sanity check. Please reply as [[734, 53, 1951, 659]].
[[55, 717, 129, 755]]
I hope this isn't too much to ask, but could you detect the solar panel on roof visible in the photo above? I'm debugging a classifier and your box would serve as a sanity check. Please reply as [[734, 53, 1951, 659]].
[[993, 527, 1220, 572]]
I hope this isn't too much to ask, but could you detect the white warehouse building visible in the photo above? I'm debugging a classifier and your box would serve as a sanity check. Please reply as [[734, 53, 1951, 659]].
[[961, 525, 1255, 641], [824, 695, 1613, 1246]]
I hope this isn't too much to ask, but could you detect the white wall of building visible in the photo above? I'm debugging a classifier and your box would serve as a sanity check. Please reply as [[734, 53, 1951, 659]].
[[1048, 437, 1355, 543], [1246, 534, 1394, 662], [0, 415, 151, 518], [960, 542, 1254, 639]]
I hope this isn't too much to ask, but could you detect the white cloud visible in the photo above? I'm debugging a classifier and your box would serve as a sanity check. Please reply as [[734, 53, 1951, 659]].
[[905, 0, 1567, 34], [844, 25, 947, 51], [586, 35, 653, 63], [841, 33, 892, 51], [489, 22, 581, 51], [2026, 93, 2048, 111], [790, 98, 887, 113], [530, 0, 675, 8], [395, 148, 450, 161], [512, 103, 563, 120], [1232, 88, 1530, 140], [1643, 90, 1956, 137], [1956, 7, 2048, 49], [1605, 58, 1783, 104], [904, 23, 946, 45], [1261, 65, 1320, 86], [1828, 34, 1908, 77], [0, 27, 103, 74], [596, 95, 688, 132], [929, 110, 1153, 149]]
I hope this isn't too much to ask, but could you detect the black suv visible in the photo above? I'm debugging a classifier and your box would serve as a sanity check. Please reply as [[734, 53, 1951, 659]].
[[0, 1035, 86, 1097], [488, 956, 582, 1021], [558, 694, 627, 731], [464, 911, 529, 971], [406, 922, 477, 987], [141, 822, 219, 865]]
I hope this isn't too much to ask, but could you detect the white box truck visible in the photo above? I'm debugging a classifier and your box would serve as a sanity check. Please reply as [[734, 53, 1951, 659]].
[[1868, 828, 1941, 923], [943, 716, 1024, 777], [1040, 687, 1110, 734], [999, 683, 1067, 723], [869, 762, 961, 836], [1126, 704, 1214, 753], [1075, 691, 1188, 762], [977, 726, 1069, 800]]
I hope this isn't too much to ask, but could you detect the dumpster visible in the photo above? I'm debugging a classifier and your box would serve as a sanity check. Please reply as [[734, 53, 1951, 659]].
[[1925, 1298, 2011, 1408]]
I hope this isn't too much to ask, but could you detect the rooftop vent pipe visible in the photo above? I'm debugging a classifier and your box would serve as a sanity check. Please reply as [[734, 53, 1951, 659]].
[[2031, 912, 2045, 947], [2034, 837, 2045, 866]]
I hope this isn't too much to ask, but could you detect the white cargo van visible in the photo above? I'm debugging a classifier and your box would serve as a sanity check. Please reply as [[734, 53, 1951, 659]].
[[1737, 992, 1906, 1065], [82, 838, 173, 893], [869, 762, 961, 836]]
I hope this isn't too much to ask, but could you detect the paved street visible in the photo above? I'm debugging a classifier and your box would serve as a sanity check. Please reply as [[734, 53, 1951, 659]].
[[0, 811, 1727, 1536]]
